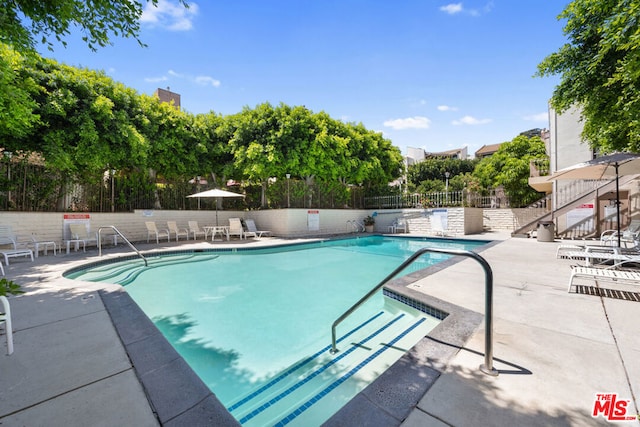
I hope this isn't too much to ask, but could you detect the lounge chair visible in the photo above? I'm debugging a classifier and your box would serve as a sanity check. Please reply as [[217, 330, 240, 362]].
[[0, 295, 13, 354], [167, 221, 189, 242], [0, 230, 34, 265], [188, 221, 206, 240], [568, 265, 640, 292], [244, 219, 270, 239], [393, 218, 407, 233], [67, 223, 98, 254], [145, 221, 170, 244], [560, 244, 640, 267], [600, 219, 640, 247], [228, 218, 244, 240]]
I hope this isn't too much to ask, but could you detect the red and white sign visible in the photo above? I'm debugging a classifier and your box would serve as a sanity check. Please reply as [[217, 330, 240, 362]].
[[592, 393, 637, 422]]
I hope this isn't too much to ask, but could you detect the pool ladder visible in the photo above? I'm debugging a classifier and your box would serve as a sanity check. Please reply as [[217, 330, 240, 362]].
[[97, 226, 148, 267], [330, 247, 498, 376]]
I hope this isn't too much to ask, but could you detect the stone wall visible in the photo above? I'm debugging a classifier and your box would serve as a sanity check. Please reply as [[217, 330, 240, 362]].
[[0, 207, 536, 250]]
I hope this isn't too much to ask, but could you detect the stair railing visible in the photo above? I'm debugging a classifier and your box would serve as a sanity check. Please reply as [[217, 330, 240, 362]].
[[329, 247, 498, 376], [98, 226, 148, 266]]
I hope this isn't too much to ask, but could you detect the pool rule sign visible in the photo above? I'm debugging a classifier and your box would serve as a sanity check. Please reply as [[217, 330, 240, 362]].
[[307, 210, 320, 231]]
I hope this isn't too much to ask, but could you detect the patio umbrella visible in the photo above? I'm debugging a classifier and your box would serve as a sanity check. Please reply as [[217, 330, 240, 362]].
[[550, 152, 640, 246], [187, 188, 245, 226]]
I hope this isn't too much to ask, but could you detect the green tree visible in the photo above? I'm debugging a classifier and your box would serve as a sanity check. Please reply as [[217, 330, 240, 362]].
[[537, 0, 640, 152], [0, 0, 188, 53], [472, 135, 547, 207], [0, 43, 39, 142], [407, 158, 477, 192]]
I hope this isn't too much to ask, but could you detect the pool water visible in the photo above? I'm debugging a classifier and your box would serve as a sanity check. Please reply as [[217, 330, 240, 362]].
[[67, 236, 488, 425]]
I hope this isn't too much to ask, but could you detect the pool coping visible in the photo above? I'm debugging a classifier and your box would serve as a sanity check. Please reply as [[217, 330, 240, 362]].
[[96, 236, 499, 426]]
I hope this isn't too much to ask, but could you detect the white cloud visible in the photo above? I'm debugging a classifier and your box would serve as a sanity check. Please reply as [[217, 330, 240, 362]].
[[440, 3, 463, 14], [145, 69, 221, 88], [144, 75, 169, 83], [524, 112, 549, 122], [195, 76, 221, 87], [452, 115, 492, 125], [437, 105, 458, 112], [439, 2, 493, 17], [141, 0, 199, 31], [383, 116, 431, 130]]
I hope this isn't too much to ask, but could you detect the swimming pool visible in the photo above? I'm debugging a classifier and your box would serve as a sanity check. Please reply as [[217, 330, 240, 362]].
[[66, 235, 490, 425]]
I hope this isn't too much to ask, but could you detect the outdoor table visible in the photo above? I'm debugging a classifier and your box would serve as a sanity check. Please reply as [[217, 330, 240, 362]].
[[203, 226, 229, 241]]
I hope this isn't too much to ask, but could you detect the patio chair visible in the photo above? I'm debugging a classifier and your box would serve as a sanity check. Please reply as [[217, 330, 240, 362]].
[[67, 223, 98, 254], [0, 230, 34, 265], [244, 219, 270, 239], [145, 221, 170, 244], [393, 218, 408, 233], [228, 218, 244, 240], [167, 221, 189, 242], [600, 219, 640, 248], [188, 221, 207, 240], [0, 295, 13, 354]]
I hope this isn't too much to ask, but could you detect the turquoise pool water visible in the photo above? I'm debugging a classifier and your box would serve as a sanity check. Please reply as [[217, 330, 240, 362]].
[[66, 235, 489, 425]]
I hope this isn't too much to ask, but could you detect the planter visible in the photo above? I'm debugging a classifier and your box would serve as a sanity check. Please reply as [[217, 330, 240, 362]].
[[365, 225, 374, 233]]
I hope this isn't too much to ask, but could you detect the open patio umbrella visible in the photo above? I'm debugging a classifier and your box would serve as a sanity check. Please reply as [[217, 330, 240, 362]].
[[187, 188, 245, 226], [550, 152, 640, 246]]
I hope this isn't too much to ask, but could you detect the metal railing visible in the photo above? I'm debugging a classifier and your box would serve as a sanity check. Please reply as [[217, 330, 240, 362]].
[[98, 226, 148, 266], [329, 247, 498, 376]]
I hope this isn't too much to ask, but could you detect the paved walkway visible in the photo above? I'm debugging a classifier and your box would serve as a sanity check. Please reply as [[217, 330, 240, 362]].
[[0, 234, 638, 426]]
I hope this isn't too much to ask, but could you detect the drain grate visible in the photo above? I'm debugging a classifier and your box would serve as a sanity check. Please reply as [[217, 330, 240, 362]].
[[574, 285, 640, 302]]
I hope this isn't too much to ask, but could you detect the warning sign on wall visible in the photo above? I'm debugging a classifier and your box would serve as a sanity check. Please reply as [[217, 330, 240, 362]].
[[307, 210, 320, 231]]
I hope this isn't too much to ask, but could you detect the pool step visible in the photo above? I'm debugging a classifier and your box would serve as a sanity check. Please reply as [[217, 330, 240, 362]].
[[68, 254, 219, 285], [228, 309, 432, 427]]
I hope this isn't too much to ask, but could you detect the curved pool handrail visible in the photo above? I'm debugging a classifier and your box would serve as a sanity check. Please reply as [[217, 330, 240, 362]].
[[330, 247, 498, 376], [98, 226, 148, 267]]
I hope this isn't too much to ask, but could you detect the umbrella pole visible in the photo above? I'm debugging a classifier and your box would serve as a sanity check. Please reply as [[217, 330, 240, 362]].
[[615, 163, 621, 247]]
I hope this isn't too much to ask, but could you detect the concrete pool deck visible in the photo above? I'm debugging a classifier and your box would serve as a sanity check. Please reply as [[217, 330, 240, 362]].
[[0, 233, 638, 426]]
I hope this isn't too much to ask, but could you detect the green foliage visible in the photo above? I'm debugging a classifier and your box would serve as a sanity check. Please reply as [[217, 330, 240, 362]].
[[0, 44, 403, 210], [472, 135, 547, 207], [0, 0, 188, 53], [407, 158, 478, 191], [0, 278, 23, 297], [537, 0, 640, 151]]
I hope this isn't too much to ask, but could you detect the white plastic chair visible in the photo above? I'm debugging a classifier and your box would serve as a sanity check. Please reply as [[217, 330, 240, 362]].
[[188, 221, 206, 240], [244, 219, 270, 239], [0, 295, 14, 355], [167, 221, 189, 241], [145, 222, 170, 244], [228, 218, 244, 240]]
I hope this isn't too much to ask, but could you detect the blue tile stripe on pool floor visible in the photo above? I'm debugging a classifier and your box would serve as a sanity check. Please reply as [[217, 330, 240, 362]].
[[227, 311, 386, 412], [275, 317, 427, 426], [237, 314, 406, 424]]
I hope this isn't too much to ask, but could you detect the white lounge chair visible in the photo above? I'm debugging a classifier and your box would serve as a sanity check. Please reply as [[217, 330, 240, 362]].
[[145, 221, 170, 244], [167, 221, 189, 242], [0, 234, 34, 265], [393, 218, 407, 233], [67, 223, 98, 254], [188, 221, 206, 240], [228, 218, 244, 240], [600, 219, 640, 247], [0, 295, 13, 354], [569, 265, 640, 292], [244, 219, 270, 239]]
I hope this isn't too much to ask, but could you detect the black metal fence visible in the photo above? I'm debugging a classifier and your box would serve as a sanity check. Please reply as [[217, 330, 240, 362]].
[[0, 158, 522, 212]]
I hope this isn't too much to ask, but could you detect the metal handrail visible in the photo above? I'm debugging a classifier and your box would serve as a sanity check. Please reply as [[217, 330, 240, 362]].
[[98, 226, 148, 267], [330, 247, 498, 376]]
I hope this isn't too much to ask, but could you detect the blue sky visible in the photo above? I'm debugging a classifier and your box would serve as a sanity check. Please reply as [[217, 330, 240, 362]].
[[39, 0, 570, 157]]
